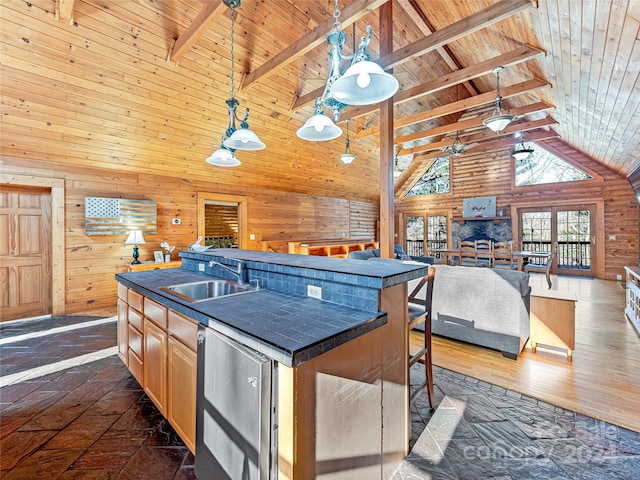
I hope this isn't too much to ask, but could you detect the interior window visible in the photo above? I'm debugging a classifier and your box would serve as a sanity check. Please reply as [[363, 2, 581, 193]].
[[515, 146, 592, 186], [405, 156, 450, 196]]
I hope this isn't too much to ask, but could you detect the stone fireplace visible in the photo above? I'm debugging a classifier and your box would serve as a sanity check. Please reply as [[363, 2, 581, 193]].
[[452, 219, 512, 248]]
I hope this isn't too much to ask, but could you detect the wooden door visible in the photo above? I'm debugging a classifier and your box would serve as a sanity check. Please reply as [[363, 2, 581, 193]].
[[0, 186, 52, 321]]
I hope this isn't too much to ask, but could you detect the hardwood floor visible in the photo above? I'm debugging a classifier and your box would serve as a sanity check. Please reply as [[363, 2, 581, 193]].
[[412, 272, 640, 433]]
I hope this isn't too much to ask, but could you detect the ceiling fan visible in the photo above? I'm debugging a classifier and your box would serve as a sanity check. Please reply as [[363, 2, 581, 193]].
[[443, 131, 479, 156]]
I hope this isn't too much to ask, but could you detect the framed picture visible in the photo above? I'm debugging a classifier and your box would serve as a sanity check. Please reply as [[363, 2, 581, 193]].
[[463, 196, 496, 218], [153, 251, 164, 262]]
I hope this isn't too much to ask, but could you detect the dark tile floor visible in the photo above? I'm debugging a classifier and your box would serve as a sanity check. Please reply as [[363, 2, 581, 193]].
[[2, 315, 639, 479]]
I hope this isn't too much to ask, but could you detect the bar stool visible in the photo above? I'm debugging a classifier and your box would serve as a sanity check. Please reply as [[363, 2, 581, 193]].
[[407, 266, 436, 409]]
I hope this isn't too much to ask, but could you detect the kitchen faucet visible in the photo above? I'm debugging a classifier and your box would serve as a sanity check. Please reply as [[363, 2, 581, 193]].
[[208, 259, 246, 283]]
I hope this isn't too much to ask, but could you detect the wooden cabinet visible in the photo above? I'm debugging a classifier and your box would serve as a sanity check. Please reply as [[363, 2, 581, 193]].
[[116, 288, 197, 453], [144, 319, 168, 415], [625, 267, 640, 335], [116, 299, 128, 365], [168, 337, 197, 452], [289, 240, 378, 258]]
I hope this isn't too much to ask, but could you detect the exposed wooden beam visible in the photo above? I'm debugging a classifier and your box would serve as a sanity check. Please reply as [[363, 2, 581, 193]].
[[396, 0, 479, 96], [291, 0, 533, 110], [379, 2, 395, 259], [56, 0, 75, 24], [241, 0, 390, 92], [358, 78, 549, 139], [394, 101, 555, 145], [461, 128, 562, 152], [343, 45, 545, 121], [169, 0, 227, 63], [399, 116, 558, 156]]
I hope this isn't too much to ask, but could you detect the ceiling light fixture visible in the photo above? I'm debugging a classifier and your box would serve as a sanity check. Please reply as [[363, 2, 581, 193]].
[[297, 0, 398, 142], [483, 66, 514, 133], [512, 117, 534, 161], [207, 0, 264, 166], [339, 119, 357, 164], [450, 132, 466, 156], [206, 137, 241, 167]]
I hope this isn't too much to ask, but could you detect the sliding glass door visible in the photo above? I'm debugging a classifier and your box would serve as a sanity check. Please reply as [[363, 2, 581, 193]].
[[520, 205, 595, 276]]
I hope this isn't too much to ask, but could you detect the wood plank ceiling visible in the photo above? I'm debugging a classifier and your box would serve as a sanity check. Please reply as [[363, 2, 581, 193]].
[[2, 0, 639, 203]]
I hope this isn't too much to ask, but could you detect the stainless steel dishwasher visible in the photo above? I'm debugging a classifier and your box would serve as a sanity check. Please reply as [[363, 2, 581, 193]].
[[195, 325, 278, 480]]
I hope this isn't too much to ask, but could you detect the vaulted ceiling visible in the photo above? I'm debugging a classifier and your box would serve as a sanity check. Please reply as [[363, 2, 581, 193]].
[[2, 0, 639, 203]]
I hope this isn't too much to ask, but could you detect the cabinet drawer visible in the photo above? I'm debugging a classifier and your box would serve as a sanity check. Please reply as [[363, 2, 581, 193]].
[[128, 289, 144, 312], [145, 297, 167, 329], [128, 306, 143, 331], [168, 310, 198, 351], [117, 283, 128, 301], [128, 324, 143, 358], [128, 349, 144, 386]]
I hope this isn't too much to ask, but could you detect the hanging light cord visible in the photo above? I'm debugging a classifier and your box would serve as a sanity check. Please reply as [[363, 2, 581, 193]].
[[333, 0, 341, 31], [229, 6, 236, 99]]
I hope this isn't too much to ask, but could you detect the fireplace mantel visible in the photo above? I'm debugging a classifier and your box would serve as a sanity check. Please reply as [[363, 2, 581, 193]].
[[453, 216, 510, 225]]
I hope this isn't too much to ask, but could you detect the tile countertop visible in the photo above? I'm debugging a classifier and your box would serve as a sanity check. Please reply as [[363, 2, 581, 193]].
[[117, 269, 385, 367], [116, 250, 428, 367]]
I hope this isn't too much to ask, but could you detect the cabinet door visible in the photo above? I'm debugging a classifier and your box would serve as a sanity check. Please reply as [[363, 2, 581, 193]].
[[144, 320, 167, 415], [116, 299, 128, 365], [168, 337, 197, 454]]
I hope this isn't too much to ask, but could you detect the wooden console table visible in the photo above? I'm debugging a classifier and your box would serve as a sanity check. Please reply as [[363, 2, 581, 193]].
[[128, 260, 182, 272], [529, 288, 577, 360]]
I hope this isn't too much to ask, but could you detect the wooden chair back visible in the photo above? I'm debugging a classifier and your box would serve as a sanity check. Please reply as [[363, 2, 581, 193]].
[[407, 267, 436, 409], [458, 240, 477, 266], [493, 241, 515, 269], [474, 239, 493, 267]]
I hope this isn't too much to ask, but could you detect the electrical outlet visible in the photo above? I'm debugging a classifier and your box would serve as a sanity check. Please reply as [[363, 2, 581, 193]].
[[617, 274, 622, 281], [198, 263, 205, 272], [307, 285, 322, 300], [172, 218, 181, 225], [609, 234, 616, 240], [250, 233, 256, 240]]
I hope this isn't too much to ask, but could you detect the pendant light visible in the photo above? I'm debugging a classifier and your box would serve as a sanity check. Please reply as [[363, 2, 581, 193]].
[[297, 98, 342, 141], [450, 132, 466, 156], [482, 66, 514, 133], [206, 137, 241, 167], [206, 0, 264, 166], [297, 0, 398, 141], [512, 117, 534, 161], [339, 119, 357, 164]]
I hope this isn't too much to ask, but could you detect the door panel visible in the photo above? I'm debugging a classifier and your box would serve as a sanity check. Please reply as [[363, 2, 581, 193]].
[[0, 187, 51, 321], [520, 205, 595, 277]]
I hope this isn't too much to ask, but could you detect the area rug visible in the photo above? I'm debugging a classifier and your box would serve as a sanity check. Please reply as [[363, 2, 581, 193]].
[[397, 365, 640, 479]]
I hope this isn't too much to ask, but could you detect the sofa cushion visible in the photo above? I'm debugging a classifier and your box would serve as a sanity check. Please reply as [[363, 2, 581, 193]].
[[348, 249, 378, 260]]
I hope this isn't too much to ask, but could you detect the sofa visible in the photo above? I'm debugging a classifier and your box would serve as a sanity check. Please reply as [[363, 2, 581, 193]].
[[347, 244, 435, 264], [412, 264, 531, 359]]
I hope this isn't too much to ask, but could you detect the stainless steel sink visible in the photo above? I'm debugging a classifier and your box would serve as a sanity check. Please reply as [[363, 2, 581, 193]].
[[160, 279, 260, 302]]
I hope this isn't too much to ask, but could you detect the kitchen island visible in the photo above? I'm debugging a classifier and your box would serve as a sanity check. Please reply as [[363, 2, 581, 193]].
[[115, 249, 429, 480]]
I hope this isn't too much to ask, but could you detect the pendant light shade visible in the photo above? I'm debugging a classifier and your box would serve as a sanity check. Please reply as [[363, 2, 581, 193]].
[[331, 60, 398, 105], [339, 119, 357, 164], [223, 127, 265, 150], [512, 118, 534, 161], [483, 66, 514, 133], [206, 147, 240, 167], [297, 99, 342, 141]]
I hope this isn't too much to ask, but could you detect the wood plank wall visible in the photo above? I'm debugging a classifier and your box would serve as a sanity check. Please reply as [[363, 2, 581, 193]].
[[1, 157, 378, 314], [395, 138, 640, 280], [204, 204, 238, 243]]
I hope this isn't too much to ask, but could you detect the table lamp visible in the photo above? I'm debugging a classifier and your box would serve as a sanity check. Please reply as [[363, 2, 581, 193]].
[[124, 229, 146, 264]]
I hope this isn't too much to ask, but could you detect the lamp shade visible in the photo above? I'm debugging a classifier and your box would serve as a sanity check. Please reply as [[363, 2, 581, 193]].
[[223, 128, 265, 151], [125, 229, 145, 245], [482, 113, 514, 133], [330, 60, 399, 105], [339, 152, 357, 165], [206, 148, 241, 167], [296, 113, 342, 141], [512, 146, 534, 161]]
